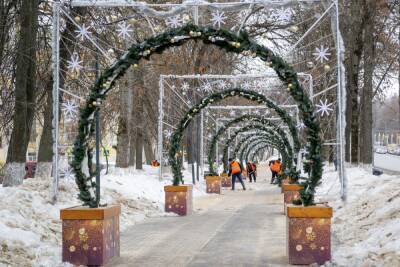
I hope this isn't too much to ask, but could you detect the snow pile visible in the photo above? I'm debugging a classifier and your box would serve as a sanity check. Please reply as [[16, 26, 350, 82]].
[[316, 165, 400, 266], [0, 165, 206, 267]]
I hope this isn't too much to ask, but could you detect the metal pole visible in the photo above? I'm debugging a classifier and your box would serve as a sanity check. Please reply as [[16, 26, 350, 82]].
[[200, 110, 204, 176], [95, 46, 101, 207], [51, 0, 60, 203], [334, 0, 347, 200], [158, 77, 164, 180]]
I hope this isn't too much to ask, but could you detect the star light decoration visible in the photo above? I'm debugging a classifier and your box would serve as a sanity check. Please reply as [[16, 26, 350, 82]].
[[116, 22, 133, 39], [67, 53, 83, 72], [74, 24, 91, 40], [272, 8, 292, 22], [218, 80, 229, 89], [164, 129, 173, 139], [61, 167, 74, 181], [166, 15, 183, 28], [210, 10, 227, 28], [313, 45, 331, 63], [297, 121, 305, 130], [316, 99, 334, 117], [202, 82, 213, 93], [61, 100, 78, 120]]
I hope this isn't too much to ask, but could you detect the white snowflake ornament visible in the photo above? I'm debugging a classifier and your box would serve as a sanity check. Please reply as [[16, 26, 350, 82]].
[[242, 81, 251, 90], [181, 82, 190, 91], [202, 83, 212, 93], [74, 24, 91, 40], [210, 11, 227, 28], [316, 99, 334, 117], [61, 167, 74, 181], [297, 122, 305, 130], [116, 22, 133, 39], [166, 15, 183, 28], [218, 80, 229, 89], [164, 129, 173, 139], [67, 54, 83, 72], [229, 110, 236, 117], [62, 100, 78, 120], [313, 45, 331, 63]]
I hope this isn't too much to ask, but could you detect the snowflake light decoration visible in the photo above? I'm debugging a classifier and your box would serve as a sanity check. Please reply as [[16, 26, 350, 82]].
[[272, 8, 292, 22], [242, 81, 251, 90], [297, 121, 305, 130], [62, 100, 78, 120], [61, 167, 74, 181], [181, 82, 190, 91], [316, 99, 334, 117], [218, 80, 229, 89], [164, 129, 173, 139], [116, 22, 133, 39], [67, 54, 83, 72], [74, 24, 91, 40], [202, 82, 213, 93], [166, 15, 183, 28], [210, 10, 227, 28], [229, 110, 236, 116], [313, 45, 331, 63]]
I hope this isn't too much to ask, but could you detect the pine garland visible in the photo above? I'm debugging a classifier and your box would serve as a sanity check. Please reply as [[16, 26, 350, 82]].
[[208, 114, 299, 175], [71, 24, 322, 207]]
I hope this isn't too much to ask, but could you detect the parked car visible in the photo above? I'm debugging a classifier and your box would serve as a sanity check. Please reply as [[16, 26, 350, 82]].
[[25, 161, 37, 178]]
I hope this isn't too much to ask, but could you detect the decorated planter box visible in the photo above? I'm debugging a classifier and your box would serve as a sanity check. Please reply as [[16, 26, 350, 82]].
[[164, 185, 193, 216], [286, 204, 333, 265], [60, 205, 121, 266], [205, 176, 221, 194], [283, 184, 304, 213], [220, 173, 232, 188], [281, 178, 289, 193]]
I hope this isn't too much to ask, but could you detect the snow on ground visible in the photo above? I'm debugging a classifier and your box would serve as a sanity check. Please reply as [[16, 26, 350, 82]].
[[316, 164, 400, 266], [0, 165, 206, 267]]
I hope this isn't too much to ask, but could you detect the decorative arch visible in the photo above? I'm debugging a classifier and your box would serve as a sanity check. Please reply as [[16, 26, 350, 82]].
[[233, 132, 290, 161], [251, 143, 278, 162], [221, 124, 294, 172], [241, 139, 289, 166], [208, 114, 299, 175], [72, 24, 321, 207]]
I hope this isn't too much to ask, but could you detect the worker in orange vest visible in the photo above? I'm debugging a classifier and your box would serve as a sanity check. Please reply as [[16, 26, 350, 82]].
[[270, 158, 282, 184], [246, 161, 256, 183], [228, 158, 246, 191]]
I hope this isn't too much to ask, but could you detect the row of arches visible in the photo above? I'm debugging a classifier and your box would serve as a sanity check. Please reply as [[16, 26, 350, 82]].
[[71, 24, 322, 207]]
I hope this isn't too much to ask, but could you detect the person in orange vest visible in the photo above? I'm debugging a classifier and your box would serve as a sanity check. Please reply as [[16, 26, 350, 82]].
[[270, 158, 282, 184], [246, 161, 256, 183], [228, 158, 246, 191]]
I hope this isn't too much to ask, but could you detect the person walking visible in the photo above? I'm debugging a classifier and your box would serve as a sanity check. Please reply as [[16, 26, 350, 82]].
[[246, 161, 256, 183], [228, 158, 246, 190], [252, 161, 257, 182], [270, 158, 282, 184]]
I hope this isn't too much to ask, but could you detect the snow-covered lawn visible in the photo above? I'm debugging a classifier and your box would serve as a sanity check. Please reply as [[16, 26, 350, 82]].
[[316, 165, 400, 266], [0, 163, 399, 266], [0, 165, 205, 267]]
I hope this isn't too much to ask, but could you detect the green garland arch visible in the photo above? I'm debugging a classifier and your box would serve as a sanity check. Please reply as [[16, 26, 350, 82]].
[[242, 139, 289, 167], [233, 133, 292, 165], [220, 124, 293, 171], [72, 24, 321, 207], [237, 134, 292, 167], [208, 114, 298, 175]]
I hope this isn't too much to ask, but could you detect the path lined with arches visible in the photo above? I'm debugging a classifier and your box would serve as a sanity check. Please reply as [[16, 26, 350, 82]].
[[107, 164, 291, 266]]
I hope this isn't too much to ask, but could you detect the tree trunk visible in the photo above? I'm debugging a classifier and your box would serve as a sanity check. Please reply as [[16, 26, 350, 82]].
[[343, 0, 365, 163], [134, 69, 145, 170], [360, 0, 376, 164], [143, 128, 154, 165], [36, 79, 53, 179], [3, 0, 38, 186]]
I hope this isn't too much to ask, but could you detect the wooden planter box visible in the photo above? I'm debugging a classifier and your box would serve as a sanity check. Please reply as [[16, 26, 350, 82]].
[[283, 184, 304, 213], [205, 176, 221, 194], [220, 173, 231, 188], [164, 185, 193, 216], [281, 178, 289, 193], [60, 205, 121, 266], [286, 204, 333, 265]]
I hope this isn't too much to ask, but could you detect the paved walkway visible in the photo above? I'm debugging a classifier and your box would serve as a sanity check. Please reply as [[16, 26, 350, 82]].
[[107, 165, 290, 267]]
